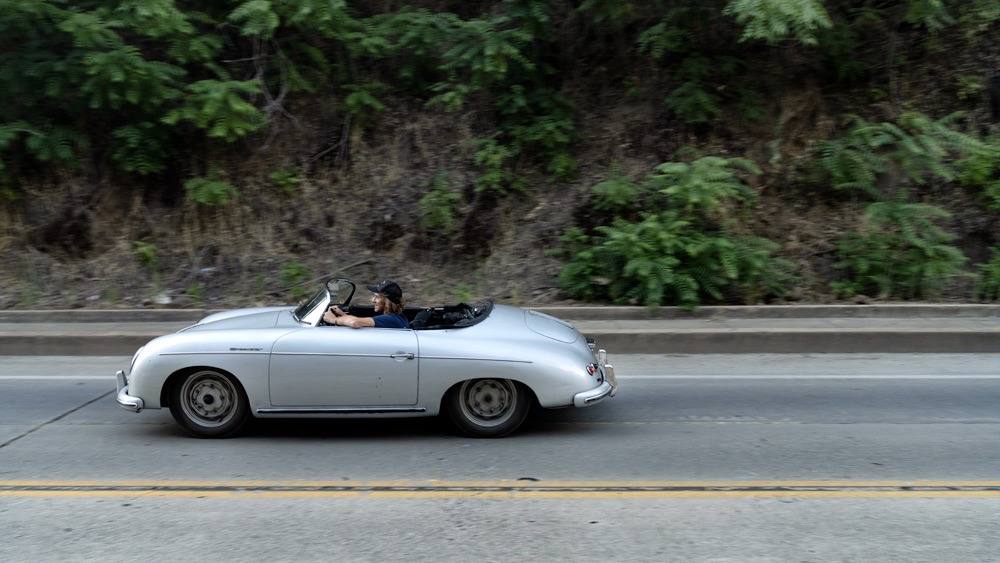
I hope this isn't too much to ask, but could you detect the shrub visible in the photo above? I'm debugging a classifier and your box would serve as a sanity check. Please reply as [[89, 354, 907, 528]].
[[975, 249, 1000, 302], [269, 169, 301, 195], [281, 261, 311, 301], [560, 156, 793, 308], [184, 176, 236, 206], [419, 172, 463, 233], [833, 201, 967, 299]]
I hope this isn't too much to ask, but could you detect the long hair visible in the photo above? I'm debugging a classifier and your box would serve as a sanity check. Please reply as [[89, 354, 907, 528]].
[[384, 296, 405, 315]]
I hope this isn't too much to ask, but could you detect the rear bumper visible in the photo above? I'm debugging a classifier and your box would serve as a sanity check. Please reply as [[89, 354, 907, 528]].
[[573, 363, 619, 407], [115, 370, 144, 413]]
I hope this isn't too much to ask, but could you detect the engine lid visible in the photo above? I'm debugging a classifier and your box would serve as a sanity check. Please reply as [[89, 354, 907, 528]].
[[525, 310, 579, 343]]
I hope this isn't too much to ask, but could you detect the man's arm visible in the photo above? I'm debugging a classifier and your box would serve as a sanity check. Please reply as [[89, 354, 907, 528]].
[[322, 308, 375, 328]]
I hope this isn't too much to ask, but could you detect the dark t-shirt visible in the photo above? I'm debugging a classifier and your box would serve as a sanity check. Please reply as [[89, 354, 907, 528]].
[[372, 312, 409, 329]]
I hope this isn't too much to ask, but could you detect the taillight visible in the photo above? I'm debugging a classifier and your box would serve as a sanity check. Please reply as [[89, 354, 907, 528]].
[[586, 363, 599, 376]]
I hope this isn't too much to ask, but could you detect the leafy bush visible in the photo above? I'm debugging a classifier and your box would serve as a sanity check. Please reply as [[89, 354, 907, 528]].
[[281, 261, 311, 301], [816, 112, 986, 200], [957, 138, 1000, 209], [419, 173, 463, 234], [561, 156, 793, 308], [833, 201, 967, 299], [269, 169, 301, 195], [184, 176, 236, 206], [724, 0, 833, 46], [133, 241, 157, 272], [975, 249, 1000, 301]]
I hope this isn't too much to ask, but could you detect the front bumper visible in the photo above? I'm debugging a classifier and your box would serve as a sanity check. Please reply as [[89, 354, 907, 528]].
[[573, 363, 619, 407], [115, 370, 144, 413]]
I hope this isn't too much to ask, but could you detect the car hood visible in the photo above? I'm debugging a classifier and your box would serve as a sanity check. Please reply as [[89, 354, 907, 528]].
[[184, 307, 298, 331]]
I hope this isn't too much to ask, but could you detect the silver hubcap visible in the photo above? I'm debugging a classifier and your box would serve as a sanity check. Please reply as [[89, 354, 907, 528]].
[[459, 379, 517, 427], [179, 371, 239, 428]]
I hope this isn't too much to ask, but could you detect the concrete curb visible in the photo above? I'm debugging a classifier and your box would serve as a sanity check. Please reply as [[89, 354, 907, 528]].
[[2, 328, 998, 356], [2, 304, 1000, 322]]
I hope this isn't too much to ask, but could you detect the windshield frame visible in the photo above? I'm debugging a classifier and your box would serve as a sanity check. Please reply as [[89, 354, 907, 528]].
[[292, 287, 331, 326]]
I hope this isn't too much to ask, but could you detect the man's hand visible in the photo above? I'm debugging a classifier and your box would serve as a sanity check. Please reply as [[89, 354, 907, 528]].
[[322, 310, 339, 325], [329, 305, 345, 317]]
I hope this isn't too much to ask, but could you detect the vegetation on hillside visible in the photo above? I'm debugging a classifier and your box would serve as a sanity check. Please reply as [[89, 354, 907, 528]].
[[0, 0, 997, 307]]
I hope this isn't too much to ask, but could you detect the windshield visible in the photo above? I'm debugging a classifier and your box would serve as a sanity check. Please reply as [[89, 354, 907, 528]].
[[293, 288, 328, 323]]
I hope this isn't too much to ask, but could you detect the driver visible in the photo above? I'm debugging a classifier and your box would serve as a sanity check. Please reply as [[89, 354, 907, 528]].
[[323, 280, 410, 329]]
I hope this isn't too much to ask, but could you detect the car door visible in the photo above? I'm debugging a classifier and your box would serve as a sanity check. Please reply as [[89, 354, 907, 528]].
[[268, 326, 419, 406]]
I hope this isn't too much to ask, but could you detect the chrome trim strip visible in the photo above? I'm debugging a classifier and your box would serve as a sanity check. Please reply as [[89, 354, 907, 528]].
[[256, 407, 426, 415], [419, 356, 532, 364], [115, 370, 144, 413], [269, 352, 391, 359], [159, 351, 269, 356]]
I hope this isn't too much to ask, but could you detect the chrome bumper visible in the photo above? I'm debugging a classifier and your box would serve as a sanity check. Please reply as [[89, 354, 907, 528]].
[[573, 363, 619, 407], [115, 370, 144, 413]]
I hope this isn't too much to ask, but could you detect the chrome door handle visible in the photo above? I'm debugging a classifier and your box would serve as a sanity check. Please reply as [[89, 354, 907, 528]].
[[391, 352, 415, 360]]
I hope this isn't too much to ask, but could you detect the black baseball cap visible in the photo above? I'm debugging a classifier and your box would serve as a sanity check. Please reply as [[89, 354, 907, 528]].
[[366, 280, 403, 304]]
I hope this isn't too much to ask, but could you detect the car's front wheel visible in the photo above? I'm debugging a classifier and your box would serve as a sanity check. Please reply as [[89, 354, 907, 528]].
[[447, 379, 531, 438], [169, 369, 249, 438]]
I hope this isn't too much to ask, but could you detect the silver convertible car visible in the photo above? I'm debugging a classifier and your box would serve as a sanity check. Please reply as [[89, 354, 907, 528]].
[[116, 279, 618, 438]]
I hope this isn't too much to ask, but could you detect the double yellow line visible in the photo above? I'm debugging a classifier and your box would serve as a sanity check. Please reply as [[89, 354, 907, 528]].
[[2, 480, 1000, 499]]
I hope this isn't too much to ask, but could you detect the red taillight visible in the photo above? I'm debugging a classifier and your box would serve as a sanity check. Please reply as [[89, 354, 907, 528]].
[[586, 363, 598, 376]]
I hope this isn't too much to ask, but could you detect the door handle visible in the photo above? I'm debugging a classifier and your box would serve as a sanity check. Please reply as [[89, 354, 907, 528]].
[[391, 352, 415, 360]]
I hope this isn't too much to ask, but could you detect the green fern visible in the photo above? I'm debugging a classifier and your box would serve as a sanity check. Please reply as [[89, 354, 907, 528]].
[[111, 123, 169, 175], [419, 172, 463, 233], [724, 0, 833, 46], [162, 80, 265, 141], [834, 201, 967, 299], [184, 175, 236, 206], [975, 248, 1000, 301]]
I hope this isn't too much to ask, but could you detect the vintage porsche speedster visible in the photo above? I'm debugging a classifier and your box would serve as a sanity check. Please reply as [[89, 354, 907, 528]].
[[116, 279, 618, 438]]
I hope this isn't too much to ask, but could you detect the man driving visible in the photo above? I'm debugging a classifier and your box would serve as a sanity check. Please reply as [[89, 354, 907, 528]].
[[323, 280, 410, 329]]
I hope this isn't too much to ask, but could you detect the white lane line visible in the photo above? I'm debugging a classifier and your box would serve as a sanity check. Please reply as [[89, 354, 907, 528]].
[[0, 376, 114, 381], [618, 374, 1000, 380]]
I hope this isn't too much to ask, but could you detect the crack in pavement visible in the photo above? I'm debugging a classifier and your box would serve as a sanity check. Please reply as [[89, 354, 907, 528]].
[[0, 389, 114, 450]]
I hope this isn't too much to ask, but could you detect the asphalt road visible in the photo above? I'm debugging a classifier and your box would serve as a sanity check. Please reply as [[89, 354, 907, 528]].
[[2, 354, 999, 561]]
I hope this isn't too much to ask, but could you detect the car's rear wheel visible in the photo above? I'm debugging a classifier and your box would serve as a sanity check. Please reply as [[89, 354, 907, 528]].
[[447, 379, 530, 438], [169, 369, 249, 438]]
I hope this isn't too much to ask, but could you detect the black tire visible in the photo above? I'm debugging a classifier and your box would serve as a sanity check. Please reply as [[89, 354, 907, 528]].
[[168, 369, 250, 438], [447, 379, 531, 438]]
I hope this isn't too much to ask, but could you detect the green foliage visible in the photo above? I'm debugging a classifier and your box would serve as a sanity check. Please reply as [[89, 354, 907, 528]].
[[955, 75, 985, 101], [665, 82, 722, 125], [561, 156, 793, 308], [162, 80, 265, 141], [591, 170, 644, 214], [904, 0, 953, 31], [419, 172, 463, 233], [184, 176, 236, 206], [268, 169, 301, 195], [724, 0, 833, 46], [111, 123, 169, 175], [647, 157, 761, 215], [957, 138, 1000, 209], [975, 249, 1000, 301], [833, 201, 967, 299], [817, 112, 988, 199], [185, 282, 205, 304], [342, 82, 387, 122], [228, 1, 281, 39], [473, 139, 521, 193], [133, 241, 158, 272], [281, 260, 311, 301]]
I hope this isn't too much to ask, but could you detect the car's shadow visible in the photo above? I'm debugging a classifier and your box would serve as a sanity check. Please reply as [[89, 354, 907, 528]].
[[141, 408, 597, 441]]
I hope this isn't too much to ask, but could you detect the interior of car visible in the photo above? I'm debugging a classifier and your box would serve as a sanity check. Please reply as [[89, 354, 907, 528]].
[[345, 301, 493, 330]]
